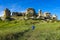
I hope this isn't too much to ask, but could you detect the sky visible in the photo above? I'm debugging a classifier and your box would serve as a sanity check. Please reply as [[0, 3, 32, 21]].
[[0, 0, 60, 20]]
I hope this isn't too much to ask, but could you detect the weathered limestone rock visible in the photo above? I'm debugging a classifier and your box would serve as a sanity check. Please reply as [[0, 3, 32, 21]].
[[51, 14, 57, 20], [38, 9, 42, 16], [12, 12, 24, 16], [3, 8, 11, 19], [25, 8, 36, 19], [43, 12, 51, 19], [37, 9, 43, 19], [1, 8, 57, 21], [1, 8, 11, 21], [12, 12, 19, 16]]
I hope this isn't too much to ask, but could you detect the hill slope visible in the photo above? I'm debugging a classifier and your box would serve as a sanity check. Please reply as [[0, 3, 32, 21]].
[[0, 20, 60, 40]]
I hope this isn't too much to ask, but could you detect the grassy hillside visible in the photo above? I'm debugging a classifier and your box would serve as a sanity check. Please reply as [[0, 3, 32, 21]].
[[0, 20, 60, 40]]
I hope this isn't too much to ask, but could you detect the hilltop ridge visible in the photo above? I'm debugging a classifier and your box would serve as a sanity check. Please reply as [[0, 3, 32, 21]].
[[0, 8, 57, 21]]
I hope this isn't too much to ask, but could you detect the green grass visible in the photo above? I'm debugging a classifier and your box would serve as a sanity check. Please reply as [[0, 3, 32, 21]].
[[0, 20, 60, 40]]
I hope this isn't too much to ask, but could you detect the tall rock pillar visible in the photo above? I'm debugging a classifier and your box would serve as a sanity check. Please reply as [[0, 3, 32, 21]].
[[4, 8, 11, 19]]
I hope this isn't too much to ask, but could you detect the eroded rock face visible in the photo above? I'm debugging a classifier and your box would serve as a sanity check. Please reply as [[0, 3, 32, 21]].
[[1, 8, 11, 21], [12, 12, 19, 16], [3, 8, 11, 19], [12, 12, 23, 16], [25, 8, 36, 18], [38, 10, 42, 17], [43, 12, 51, 19], [51, 14, 57, 20], [1, 8, 57, 21], [37, 10, 43, 19]]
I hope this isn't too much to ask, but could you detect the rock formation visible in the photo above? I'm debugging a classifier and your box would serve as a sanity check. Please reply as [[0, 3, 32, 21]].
[[37, 10, 43, 19], [3, 8, 11, 19], [52, 14, 57, 20], [1, 8, 57, 21], [25, 8, 36, 19], [43, 12, 51, 19]]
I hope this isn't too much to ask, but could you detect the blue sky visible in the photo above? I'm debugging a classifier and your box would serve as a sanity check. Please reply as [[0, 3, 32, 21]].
[[0, 0, 60, 20]]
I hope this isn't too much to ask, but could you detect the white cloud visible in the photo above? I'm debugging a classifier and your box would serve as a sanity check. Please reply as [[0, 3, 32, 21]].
[[0, 11, 4, 17], [0, 5, 4, 17]]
